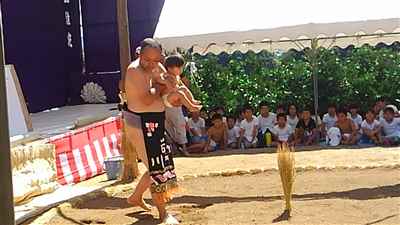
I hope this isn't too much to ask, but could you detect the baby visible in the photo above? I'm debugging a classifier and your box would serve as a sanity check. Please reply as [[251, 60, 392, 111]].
[[154, 54, 202, 112]]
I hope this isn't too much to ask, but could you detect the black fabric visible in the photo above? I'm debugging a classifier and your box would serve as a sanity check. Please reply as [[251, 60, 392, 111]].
[[296, 118, 316, 133], [135, 111, 177, 193]]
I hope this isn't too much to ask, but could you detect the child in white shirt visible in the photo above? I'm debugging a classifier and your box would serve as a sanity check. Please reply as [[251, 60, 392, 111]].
[[349, 104, 363, 131], [322, 104, 338, 137], [188, 111, 207, 143], [287, 104, 299, 129], [227, 116, 240, 149], [359, 109, 382, 145], [380, 107, 400, 146], [257, 102, 276, 147], [239, 106, 258, 148], [271, 113, 295, 145]]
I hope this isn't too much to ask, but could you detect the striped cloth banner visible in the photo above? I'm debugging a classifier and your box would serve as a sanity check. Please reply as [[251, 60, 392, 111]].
[[49, 117, 122, 185]]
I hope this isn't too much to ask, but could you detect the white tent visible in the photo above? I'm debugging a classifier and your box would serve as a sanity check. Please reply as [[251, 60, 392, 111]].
[[155, 0, 400, 53], [157, 18, 400, 54], [154, 1, 400, 116]]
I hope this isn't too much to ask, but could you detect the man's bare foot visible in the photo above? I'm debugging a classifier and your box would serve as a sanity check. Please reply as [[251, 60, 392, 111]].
[[162, 214, 180, 225], [127, 195, 152, 211]]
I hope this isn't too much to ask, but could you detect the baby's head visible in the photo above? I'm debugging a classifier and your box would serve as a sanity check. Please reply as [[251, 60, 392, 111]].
[[164, 54, 185, 76]]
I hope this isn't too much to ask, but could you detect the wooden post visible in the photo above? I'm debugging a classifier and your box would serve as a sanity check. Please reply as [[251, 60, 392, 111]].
[[116, 0, 139, 181], [117, 0, 131, 91], [310, 39, 319, 118], [0, 3, 16, 224]]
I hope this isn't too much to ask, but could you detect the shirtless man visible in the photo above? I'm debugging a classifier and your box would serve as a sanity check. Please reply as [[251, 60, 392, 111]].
[[203, 113, 227, 152], [124, 38, 179, 224]]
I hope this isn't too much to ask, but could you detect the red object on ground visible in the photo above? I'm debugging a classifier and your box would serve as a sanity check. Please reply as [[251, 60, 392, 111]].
[[49, 117, 122, 185]]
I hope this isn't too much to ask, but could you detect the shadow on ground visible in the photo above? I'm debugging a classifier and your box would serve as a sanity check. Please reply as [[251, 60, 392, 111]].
[[76, 183, 400, 211], [177, 145, 384, 158]]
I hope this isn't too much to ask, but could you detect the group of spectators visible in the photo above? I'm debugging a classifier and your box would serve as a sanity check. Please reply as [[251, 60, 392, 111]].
[[166, 98, 400, 155]]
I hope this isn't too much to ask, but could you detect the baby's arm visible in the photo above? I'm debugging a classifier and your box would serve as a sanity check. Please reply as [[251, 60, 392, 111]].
[[154, 73, 176, 91]]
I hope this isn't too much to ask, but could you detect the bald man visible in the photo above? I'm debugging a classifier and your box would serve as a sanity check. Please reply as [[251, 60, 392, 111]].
[[124, 38, 179, 224]]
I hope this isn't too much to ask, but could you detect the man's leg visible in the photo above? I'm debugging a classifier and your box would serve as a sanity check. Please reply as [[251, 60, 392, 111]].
[[125, 125, 152, 211], [125, 120, 177, 223]]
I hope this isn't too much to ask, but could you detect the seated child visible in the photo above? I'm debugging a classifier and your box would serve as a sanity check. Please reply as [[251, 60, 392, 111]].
[[271, 113, 295, 145], [188, 111, 207, 142], [257, 101, 276, 147], [348, 104, 363, 131], [203, 114, 227, 152], [336, 109, 358, 145], [295, 108, 318, 145], [360, 109, 382, 145], [380, 107, 400, 146], [239, 105, 259, 148], [287, 104, 299, 129], [321, 103, 338, 138], [227, 115, 240, 149], [155, 54, 202, 112], [186, 111, 208, 153]]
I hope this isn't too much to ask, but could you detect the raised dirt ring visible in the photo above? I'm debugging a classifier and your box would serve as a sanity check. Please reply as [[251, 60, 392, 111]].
[[43, 168, 400, 225]]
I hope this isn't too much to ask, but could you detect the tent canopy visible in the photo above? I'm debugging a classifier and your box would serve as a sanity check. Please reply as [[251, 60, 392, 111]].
[[157, 18, 400, 54]]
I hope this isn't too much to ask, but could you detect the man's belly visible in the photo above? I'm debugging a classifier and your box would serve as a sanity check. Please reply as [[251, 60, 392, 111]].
[[127, 99, 165, 113]]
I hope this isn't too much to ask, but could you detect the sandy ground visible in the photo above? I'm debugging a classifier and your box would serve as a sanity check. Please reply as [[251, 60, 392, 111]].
[[43, 168, 400, 225], [172, 147, 400, 177]]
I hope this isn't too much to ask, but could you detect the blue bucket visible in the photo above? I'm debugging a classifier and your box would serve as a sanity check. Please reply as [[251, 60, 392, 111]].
[[104, 156, 124, 180]]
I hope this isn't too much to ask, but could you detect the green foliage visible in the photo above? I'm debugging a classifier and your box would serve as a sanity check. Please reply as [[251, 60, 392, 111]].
[[184, 45, 400, 114]]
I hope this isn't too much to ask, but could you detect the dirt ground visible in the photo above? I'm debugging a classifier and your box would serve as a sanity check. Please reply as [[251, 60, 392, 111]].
[[43, 168, 400, 225]]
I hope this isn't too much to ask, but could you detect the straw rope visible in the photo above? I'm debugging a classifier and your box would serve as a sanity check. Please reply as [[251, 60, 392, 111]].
[[277, 143, 296, 215]]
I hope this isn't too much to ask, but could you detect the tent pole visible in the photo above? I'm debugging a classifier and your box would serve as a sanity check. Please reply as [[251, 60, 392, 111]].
[[116, 0, 139, 181], [311, 39, 319, 119], [0, 2, 15, 224]]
